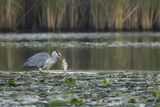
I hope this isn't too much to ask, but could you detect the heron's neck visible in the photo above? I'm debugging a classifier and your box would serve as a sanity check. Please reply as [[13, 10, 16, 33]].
[[51, 54, 58, 63]]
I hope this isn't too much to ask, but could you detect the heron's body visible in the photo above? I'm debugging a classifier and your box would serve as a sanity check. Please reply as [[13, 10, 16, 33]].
[[23, 51, 60, 71]]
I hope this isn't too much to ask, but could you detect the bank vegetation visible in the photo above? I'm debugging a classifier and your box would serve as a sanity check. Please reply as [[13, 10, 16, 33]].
[[0, 0, 160, 32]]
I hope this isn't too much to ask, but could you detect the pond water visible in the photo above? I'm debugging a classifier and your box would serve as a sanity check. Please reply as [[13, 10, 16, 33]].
[[0, 33, 160, 107], [0, 32, 160, 71]]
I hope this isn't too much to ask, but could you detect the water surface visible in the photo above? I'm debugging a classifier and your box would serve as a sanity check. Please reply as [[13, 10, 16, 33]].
[[0, 32, 160, 71]]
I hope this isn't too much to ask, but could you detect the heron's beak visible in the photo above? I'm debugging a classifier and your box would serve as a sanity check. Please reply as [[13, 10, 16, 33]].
[[58, 53, 64, 60]]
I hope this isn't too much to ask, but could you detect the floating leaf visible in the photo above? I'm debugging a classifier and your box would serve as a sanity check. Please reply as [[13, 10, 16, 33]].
[[39, 79, 45, 83], [64, 76, 76, 83], [70, 98, 84, 105], [37, 92, 47, 98], [100, 78, 110, 86], [115, 91, 124, 97], [128, 97, 136, 103], [48, 99, 69, 107], [154, 103, 160, 107], [8, 78, 16, 86], [153, 89, 160, 97]]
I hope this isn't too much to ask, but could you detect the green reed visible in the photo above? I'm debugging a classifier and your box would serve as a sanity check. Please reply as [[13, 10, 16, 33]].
[[0, 0, 160, 31]]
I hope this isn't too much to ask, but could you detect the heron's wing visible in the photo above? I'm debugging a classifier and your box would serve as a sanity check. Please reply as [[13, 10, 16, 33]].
[[23, 52, 51, 67]]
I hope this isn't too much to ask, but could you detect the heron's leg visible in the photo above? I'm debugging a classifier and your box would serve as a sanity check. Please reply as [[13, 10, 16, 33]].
[[39, 68, 43, 72], [43, 67, 49, 74], [24, 71, 28, 74]]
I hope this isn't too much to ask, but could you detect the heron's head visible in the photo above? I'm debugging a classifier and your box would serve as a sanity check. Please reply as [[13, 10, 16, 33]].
[[52, 50, 63, 60]]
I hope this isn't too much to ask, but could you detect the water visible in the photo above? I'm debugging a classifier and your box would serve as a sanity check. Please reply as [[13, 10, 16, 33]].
[[0, 33, 160, 107], [0, 71, 159, 107], [0, 32, 160, 71]]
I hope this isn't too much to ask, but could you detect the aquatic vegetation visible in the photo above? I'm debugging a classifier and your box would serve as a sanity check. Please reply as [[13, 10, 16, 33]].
[[0, 71, 159, 107], [69, 98, 84, 106], [128, 97, 136, 103], [8, 78, 16, 86], [48, 99, 69, 107], [64, 76, 76, 83], [38, 79, 46, 83], [37, 92, 47, 98], [152, 89, 160, 105], [100, 78, 110, 86], [153, 89, 160, 97], [115, 91, 124, 97], [154, 103, 160, 107]]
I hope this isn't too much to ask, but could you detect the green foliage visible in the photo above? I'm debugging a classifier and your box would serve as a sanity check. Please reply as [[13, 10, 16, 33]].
[[8, 78, 16, 86], [48, 97, 84, 106], [64, 76, 76, 83], [38, 79, 45, 83], [128, 97, 136, 103], [153, 89, 160, 97], [37, 92, 47, 98], [100, 78, 110, 86], [154, 103, 160, 107], [69, 98, 84, 106], [0, 0, 160, 31], [115, 91, 124, 97], [48, 99, 69, 107], [0, 0, 23, 29]]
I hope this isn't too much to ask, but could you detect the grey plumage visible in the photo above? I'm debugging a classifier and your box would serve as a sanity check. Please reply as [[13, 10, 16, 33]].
[[23, 51, 61, 71]]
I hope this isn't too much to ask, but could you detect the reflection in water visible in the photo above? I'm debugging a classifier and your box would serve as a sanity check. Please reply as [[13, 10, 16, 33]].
[[0, 33, 160, 71]]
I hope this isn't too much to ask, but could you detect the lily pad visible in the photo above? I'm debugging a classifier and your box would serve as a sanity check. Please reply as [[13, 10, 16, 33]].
[[64, 76, 76, 83], [8, 79, 16, 86], [100, 78, 110, 86], [48, 99, 69, 107], [70, 98, 84, 105]]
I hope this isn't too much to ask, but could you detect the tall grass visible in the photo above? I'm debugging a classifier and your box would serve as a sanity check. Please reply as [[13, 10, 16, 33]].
[[140, 0, 153, 30], [0, 0, 23, 30], [0, 0, 160, 31], [40, 0, 64, 30], [123, 0, 139, 30]]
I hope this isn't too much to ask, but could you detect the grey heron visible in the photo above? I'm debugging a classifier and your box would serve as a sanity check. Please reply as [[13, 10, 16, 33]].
[[23, 50, 66, 71]]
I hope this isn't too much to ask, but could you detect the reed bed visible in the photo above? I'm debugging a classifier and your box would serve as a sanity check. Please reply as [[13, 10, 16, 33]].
[[0, 0, 23, 30], [0, 0, 160, 31]]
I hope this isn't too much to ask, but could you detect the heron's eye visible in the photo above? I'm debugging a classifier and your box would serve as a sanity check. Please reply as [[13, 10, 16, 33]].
[[56, 51, 60, 56], [55, 50, 59, 54]]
